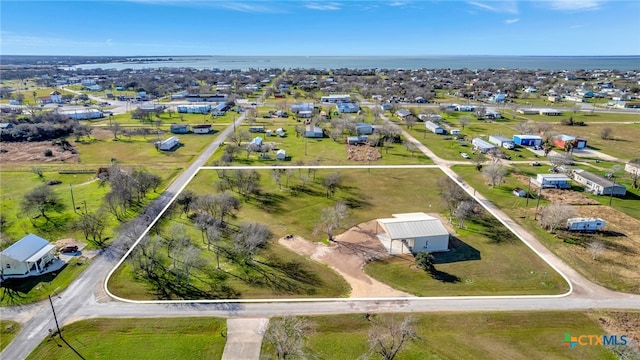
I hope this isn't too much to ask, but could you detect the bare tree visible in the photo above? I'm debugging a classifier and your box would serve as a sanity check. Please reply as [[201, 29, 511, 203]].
[[455, 200, 476, 228], [437, 177, 469, 223], [600, 127, 613, 140], [263, 316, 314, 360], [404, 141, 419, 157], [130, 235, 163, 278], [539, 203, 577, 233], [313, 201, 349, 241], [233, 169, 261, 199], [30, 166, 45, 181], [627, 159, 640, 189], [471, 153, 487, 171], [458, 116, 471, 130], [482, 162, 507, 187], [589, 241, 605, 260], [110, 121, 122, 140], [515, 120, 535, 135], [232, 222, 272, 260], [73, 210, 107, 247], [175, 189, 197, 217], [362, 316, 421, 360], [322, 172, 342, 198]]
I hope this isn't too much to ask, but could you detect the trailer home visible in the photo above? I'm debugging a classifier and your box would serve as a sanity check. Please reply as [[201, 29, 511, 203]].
[[567, 217, 605, 232]]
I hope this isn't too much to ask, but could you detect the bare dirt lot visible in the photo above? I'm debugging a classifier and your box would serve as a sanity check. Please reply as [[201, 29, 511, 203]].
[[0, 141, 79, 163], [278, 220, 410, 298], [346, 144, 382, 162]]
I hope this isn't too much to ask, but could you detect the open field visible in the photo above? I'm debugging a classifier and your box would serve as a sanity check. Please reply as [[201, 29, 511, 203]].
[[454, 164, 640, 294], [110, 168, 566, 299], [26, 318, 227, 360], [262, 311, 634, 360]]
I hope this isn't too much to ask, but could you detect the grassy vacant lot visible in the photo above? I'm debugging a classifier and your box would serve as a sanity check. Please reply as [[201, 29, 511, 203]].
[[110, 168, 566, 299], [365, 212, 568, 296], [453, 164, 640, 294], [263, 311, 622, 360], [26, 318, 227, 360], [0, 320, 20, 351]]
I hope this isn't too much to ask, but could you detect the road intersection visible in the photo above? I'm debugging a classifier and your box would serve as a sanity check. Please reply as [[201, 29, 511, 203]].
[[1, 96, 639, 360]]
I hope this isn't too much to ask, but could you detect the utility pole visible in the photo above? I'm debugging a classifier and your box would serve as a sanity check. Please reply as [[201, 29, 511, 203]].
[[609, 177, 616, 206], [526, 177, 531, 207], [69, 185, 76, 213], [48, 295, 62, 339], [534, 189, 542, 220]]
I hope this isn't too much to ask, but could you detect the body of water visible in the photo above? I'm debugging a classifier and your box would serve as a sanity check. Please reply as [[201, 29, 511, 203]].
[[69, 55, 640, 71]]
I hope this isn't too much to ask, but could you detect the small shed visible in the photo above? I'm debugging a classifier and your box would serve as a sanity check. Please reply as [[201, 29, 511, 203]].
[[450, 129, 461, 135], [553, 135, 587, 149], [275, 128, 286, 137], [355, 122, 373, 135], [251, 137, 263, 146], [305, 125, 323, 138], [157, 136, 180, 151], [347, 136, 368, 145], [275, 149, 286, 160], [512, 187, 527, 197], [170, 124, 190, 134], [192, 124, 212, 134], [249, 126, 265, 133]]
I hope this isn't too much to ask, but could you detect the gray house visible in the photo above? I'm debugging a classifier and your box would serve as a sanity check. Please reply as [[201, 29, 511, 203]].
[[305, 125, 323, 138], [572, 169, 626, 196]]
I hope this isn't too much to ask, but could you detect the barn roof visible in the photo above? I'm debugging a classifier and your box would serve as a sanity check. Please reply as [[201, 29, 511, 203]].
[[378, 213, 448, 240]]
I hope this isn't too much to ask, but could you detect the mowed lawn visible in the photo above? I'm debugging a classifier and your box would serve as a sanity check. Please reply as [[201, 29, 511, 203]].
[[0, 320, 20, 351], [110, 167, 567, 299], [286, 311, 623, 360], [73, 128, 220, 166], [26, 318, 227, 360]]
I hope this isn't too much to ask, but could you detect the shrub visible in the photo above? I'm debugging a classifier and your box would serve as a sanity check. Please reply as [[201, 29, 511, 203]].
[[44, 149, 54, 157]]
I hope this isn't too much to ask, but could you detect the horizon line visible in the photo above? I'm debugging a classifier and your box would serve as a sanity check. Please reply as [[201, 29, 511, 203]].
[[3, 54, 640, 58]]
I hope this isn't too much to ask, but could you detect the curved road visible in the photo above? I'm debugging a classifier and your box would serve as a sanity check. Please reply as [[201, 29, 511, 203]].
[[2, 96, 639, 360]]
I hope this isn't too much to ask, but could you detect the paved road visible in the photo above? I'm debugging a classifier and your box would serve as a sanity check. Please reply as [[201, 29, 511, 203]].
[[2, 92, 639, 360]]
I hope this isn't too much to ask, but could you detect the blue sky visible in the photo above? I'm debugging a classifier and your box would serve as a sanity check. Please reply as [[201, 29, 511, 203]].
[[1, 0, 639, 56]]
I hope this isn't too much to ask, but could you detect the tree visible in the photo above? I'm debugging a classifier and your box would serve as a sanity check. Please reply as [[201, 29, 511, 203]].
[[538, 203, 577, 233], [21, 185, 64, 222], [458, 116, 471, 130], [404, 115, 416, 129], [588, 241, 605, 260], [471, 153, 487, 171], [454, 200, 476, 228], [313, 201, 349, 241], [600, 127, 613, 140], [363, 316, 421, 360], [627, 159, 640, 189], [130, 235, 162, 278], [110, 121, 122, 140], [175, 189, 197, 217], [404, 141, 419, 157], [415, 251, 436, 273], [232, 222, 272, 260], [263, 316, 314, 360], [73, 210, 107, 247], [30, 166, 45, 181], [437, 177, 469, 223], [233, 169, 261, 199], [322, 172, 342, 198], [482, 162, 507, 187]]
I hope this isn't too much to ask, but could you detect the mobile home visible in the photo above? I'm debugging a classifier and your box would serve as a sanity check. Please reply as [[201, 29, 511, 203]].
[[567, 217, 605, 232]]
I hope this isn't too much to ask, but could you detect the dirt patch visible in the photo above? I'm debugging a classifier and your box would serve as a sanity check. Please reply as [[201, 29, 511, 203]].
[[278, 220, 411, 298], [596, 312, 640, 352], [0, 141, 79, 163], [346, 144, 382, 162]]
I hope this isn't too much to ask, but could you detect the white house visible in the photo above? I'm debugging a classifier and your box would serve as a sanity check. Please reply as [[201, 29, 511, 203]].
[[63, 109, 104, 120], [425, 121, 445, 134], [472, 138, 496, 153], [567, 217, 606, 232], [0, 234, 56, 277], [157, 136, 180, 151], [377, 213, 449, 255], [531, 174, 572, 189], [192, 124, 213, 134], [321, 94, 350, 103], [177, 104, 211, 114]]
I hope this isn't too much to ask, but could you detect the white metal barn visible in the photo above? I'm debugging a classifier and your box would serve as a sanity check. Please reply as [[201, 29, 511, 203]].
[[0, 234, 56, 277], [377, 213, 449, 255]]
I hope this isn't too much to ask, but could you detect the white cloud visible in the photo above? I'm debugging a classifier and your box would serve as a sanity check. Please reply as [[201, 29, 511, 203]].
[[305, 2, 341, 11], [505, 18, 520, 24], [467, 1, 518, 14], [389, 1, 408, 6], [548, 0, 603, 11], [117, 0, 282, 13]]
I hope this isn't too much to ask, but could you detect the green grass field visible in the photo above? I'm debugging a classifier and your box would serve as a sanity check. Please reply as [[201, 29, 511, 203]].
[[453, 164, 640, 294], [110, 167, 567, 299], [0, 320, 20, 351], [263, 311, 625, 360], [26, 318, 227, 360]]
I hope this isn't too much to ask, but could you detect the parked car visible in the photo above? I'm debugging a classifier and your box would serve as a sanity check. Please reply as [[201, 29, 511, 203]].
[[531, 161, 541, 166], [461, 152, 470, 159], [60, 245, 78, 253]]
